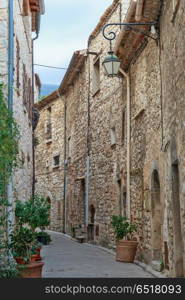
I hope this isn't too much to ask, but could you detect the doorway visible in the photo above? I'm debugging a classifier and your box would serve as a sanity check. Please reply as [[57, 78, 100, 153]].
[[151, 170, 162, 261], [172, 162, 184, 277], [87, 204, 95, 241]]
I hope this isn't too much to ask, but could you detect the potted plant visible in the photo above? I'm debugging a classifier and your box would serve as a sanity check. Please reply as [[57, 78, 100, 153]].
[[111, 215, 138, 263], [31, 241, 42, 261], [9, 225, 44, 278], [15, 195, 51, 246]]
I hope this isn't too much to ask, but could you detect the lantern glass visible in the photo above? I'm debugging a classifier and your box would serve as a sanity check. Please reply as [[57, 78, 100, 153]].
[[102, 52, 121, 77]]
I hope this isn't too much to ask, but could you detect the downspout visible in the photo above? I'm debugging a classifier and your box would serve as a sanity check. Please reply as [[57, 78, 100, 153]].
[[85, 51, 91, 232], [119, 1, 122, 29], [32, 13, 40, 196], [7, 0, 14, 249], [119, 68, 131, 220], [56, 89, 67, 234], [63, 100, 67, 233]]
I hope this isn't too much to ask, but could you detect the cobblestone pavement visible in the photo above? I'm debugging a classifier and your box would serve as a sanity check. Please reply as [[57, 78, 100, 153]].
[[41, 231, 153, 278]]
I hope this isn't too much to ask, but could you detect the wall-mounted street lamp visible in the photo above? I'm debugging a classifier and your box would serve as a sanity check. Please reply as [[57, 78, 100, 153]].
[[102, 22, 158, 77]]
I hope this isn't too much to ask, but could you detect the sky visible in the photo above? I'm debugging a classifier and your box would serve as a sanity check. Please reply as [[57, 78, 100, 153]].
[[34, 0, 113, 86]]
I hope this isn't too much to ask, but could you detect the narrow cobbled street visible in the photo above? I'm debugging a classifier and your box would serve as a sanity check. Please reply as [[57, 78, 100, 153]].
[[41, 232, 153, 278]]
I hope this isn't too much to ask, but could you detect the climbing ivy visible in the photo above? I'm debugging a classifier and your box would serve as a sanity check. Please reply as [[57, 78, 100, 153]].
[[0, 83, 20, 278]]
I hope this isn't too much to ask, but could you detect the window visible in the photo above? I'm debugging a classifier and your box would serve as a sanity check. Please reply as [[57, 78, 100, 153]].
[[172, 0, 180, 22], [122, 109, 126, 143], [53, 155, 60, 167], [67, 137, 71, 159], [92, 57, 100, 95], [110, 127, 116, 146], [46, 107, 52, 140], [22, 64, 32, 120], [22, 0, 30, 16]]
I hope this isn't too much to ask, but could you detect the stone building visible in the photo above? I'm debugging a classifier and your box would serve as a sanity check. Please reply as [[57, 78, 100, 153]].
[[35, 0, 185, 277], [0, 0, 45, 203], [34, 90, 64, 231]]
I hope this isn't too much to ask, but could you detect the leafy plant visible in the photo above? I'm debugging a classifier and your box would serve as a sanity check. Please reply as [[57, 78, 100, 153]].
[[15, 195, 51, 232], [111, 215, 137, 240], [9, 226, 36, 263], [0, 262, 20, 278], [36, 231, 51, 245], [0, 83, 20, 277]]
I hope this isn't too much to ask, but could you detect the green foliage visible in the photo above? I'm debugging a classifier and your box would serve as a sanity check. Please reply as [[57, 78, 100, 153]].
[[15, 195, 51, 231], [36, 231, 52, 245], [111, 215, 137, 241], [0, 262, 20, 278], [0, 83, 20, 278], [0, 83, 20, 197], [9, 226, 36, 263]]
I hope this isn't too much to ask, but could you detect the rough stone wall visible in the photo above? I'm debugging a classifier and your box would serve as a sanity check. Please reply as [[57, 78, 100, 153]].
[[0, 0, 33, 202], [0, 1, 9, 89], [64, 63, 89, 235], [159, 0, 185, 277], [85, 1, 131, 247], [65, 0, 185, 277], [35, 97, 65, 231], [129, 39, 162, 265]]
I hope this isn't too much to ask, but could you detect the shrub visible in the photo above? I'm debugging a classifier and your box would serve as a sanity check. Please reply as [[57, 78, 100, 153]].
[[111, 215, 137, 240]]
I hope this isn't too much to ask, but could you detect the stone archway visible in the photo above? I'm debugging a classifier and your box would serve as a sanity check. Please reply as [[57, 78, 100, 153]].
[[151, 170, 162, 261], [172, 161, 184, 277]]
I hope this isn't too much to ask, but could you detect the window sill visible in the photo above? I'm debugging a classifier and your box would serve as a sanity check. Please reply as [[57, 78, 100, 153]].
[[46, 139, 52, 144], [53, 165, 60, 169], [92, 88, 100, 97]]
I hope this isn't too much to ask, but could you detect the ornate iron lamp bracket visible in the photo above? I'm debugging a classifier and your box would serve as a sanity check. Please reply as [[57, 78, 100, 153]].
[[102, 22, 158, 46]]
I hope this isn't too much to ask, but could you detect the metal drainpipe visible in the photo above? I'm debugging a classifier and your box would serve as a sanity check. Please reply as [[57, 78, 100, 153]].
[[119, 1, 122, 29], [32, 36, 38, 197], [32, 11, 40, 196], [84, 51, 92, 232], [56, 89, 67, 234], [7, 0, 14, 252], [63, 100, 67, 233], [119, 67, 131, 220]]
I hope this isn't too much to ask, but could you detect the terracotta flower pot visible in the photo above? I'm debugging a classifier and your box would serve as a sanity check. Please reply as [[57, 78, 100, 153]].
[[19, 261, 44, 278], [31, 254, 38, 262], [15, 257, 27, 265], [116, 240, 138, 263], [35, 247, 42, 261]]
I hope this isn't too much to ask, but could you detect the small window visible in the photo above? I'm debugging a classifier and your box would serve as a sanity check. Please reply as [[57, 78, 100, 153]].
[[67, 137, 71, 159], [110, 127, 116, 146], [53, 155, 60, 167], [46, 107, 52, 140], [171, 0, 180, 22], [122, 110, 126, 143], [92, 57, 100, 96], [22, 0, 30, 16]]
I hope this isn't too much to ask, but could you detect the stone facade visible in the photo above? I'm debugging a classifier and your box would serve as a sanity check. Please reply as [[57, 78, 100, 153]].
[[35, 0, 185, 277], [0, 0, 44, 203], [35, 91, 64, 231]]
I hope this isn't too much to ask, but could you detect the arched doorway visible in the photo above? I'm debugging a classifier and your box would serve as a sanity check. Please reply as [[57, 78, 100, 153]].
[[87, 204, 96, 242], [151, 170, 162, 261], [172, 161, 184, 277]]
